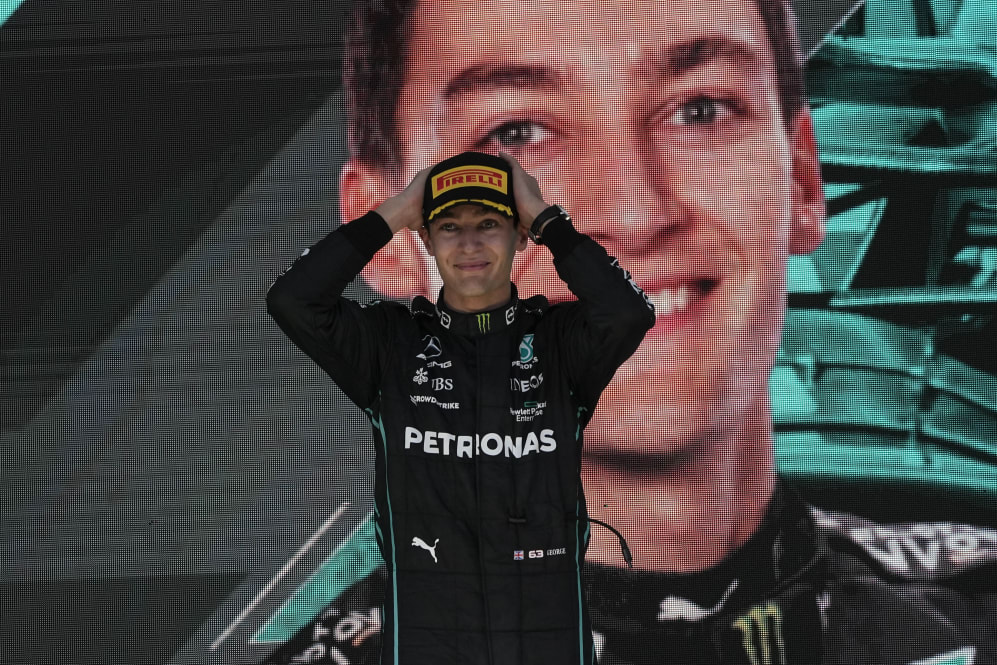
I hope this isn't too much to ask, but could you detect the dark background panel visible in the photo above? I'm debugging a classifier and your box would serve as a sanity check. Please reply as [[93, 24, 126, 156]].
[[1, 0, 347, 430], [1, 573, 242, 665]]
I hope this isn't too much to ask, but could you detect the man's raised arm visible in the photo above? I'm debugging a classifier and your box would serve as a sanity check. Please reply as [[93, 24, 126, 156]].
[[502, 153, 655, 406], [265, 168, 429, 408]]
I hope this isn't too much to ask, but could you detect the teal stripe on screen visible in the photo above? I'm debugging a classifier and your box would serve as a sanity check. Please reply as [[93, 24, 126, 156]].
[[0, 0, 27, 26], [252, 516, 383, 643]]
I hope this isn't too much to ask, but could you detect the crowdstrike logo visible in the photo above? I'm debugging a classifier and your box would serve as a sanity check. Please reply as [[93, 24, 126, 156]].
[[404, 427, 557, 458], [409, 395, 460, 409]]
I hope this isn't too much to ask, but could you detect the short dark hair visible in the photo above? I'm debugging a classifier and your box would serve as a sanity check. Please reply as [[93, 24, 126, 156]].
[[344, 0, 805, 172]]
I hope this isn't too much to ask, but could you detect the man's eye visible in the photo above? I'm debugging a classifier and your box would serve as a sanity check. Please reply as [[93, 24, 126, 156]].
[[440, 223, 457, 232], [670, 97, 734, 126], [486, 121, 546, 148]]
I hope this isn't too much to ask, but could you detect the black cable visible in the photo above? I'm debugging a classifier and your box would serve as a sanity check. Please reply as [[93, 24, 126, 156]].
[[569, 515, 633, 569]]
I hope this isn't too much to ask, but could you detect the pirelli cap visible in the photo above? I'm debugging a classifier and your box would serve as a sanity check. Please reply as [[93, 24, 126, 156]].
[[423, 151, 517, 225]]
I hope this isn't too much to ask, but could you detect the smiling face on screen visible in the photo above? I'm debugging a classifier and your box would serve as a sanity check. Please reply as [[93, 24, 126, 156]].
[[341, 0, 825, 459]]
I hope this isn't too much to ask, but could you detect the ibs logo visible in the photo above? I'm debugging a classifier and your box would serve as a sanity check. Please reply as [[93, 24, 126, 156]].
[[518, 334, 535, 363]]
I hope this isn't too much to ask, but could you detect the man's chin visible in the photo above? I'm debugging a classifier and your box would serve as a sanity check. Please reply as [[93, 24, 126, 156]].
[[585, 398, 719, 459]]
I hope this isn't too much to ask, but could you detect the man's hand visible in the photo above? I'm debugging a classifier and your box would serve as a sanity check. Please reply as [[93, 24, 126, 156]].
[[500, 152, 549, 231], [375, 166, 432, 234]]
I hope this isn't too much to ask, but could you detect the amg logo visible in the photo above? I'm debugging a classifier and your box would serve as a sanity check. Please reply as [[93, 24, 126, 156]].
[[404, 427, 557, 458]]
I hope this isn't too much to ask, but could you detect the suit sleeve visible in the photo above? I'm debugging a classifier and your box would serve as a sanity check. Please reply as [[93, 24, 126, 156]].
[[266, 211, 398, 410], [542, 213, 656, 409]]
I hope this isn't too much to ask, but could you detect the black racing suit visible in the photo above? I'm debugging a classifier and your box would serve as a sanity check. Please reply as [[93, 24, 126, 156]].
[[586, 485, 997, 665], [264, 486, 997, 665], [267, 209, 655, 665]]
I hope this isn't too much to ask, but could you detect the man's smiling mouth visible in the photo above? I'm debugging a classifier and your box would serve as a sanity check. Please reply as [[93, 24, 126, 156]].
[[456, 261, 490, 271], [646, 279, 717, 316]]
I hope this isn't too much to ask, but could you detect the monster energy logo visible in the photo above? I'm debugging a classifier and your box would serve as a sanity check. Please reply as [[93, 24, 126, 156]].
[[733, 603, 786, 665], [476, 312, 491, 333]]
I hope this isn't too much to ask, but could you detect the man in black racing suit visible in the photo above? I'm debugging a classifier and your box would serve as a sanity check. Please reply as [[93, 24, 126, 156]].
[[267, 151, 654, 665]]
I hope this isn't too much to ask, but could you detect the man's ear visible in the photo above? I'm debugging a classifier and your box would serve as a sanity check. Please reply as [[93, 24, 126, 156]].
[[788, 109, 826, 256], [417, 225, 435, 256], [340, 158, 432, 299], [514, 220, 529, 252]]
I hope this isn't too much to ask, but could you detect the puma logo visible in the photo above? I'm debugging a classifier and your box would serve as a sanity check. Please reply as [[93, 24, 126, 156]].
[[411, 536, 440, 563], [658, 580, 739, 622]]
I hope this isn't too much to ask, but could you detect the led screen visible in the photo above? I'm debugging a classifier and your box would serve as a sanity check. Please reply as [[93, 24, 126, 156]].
[[3, 1, 997, 664]]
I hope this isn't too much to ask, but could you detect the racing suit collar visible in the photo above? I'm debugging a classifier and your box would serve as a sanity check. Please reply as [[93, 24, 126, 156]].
[[585, 484, 821, 627], [584, 485, 826, 664], [430, 283, 520, 336]]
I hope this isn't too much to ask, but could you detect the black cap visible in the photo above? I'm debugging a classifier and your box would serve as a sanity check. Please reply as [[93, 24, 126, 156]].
[[422, 152, 517, 225]]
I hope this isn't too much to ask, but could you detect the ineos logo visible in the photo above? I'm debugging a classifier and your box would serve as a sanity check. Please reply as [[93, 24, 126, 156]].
[[511, 373, 543, 392]]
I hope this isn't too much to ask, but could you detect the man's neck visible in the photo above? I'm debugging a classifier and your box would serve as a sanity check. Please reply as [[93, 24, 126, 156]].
[[582, 413, 777, 573], [439, 284, 513, 314]]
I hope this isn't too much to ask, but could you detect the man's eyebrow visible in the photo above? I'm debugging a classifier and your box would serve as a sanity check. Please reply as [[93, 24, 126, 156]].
[[656, 35, 767, 78], [443, 63, 561, 99]]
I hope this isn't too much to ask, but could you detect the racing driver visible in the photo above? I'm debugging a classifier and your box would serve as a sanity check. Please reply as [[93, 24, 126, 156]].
[[267, 150, 654, 665]]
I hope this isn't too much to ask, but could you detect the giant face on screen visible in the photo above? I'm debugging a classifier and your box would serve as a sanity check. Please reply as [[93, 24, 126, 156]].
[[11, 0, 997, 663], [339, 0, 824, 569]]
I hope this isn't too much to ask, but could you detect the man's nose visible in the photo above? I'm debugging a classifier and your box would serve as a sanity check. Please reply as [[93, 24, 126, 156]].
[[457, 228, 484, 249], [570, 138, 683, 251]]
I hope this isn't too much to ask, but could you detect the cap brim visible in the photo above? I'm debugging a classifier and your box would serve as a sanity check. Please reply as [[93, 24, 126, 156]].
[[426, 198, 516, 223]]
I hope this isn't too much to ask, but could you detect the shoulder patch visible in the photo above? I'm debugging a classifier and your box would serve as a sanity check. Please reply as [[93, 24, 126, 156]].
[[411, 296, 436, 318], [360, 298, 411, 314], [812, 507, 997, 580], [521, 294, 549, 316]]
